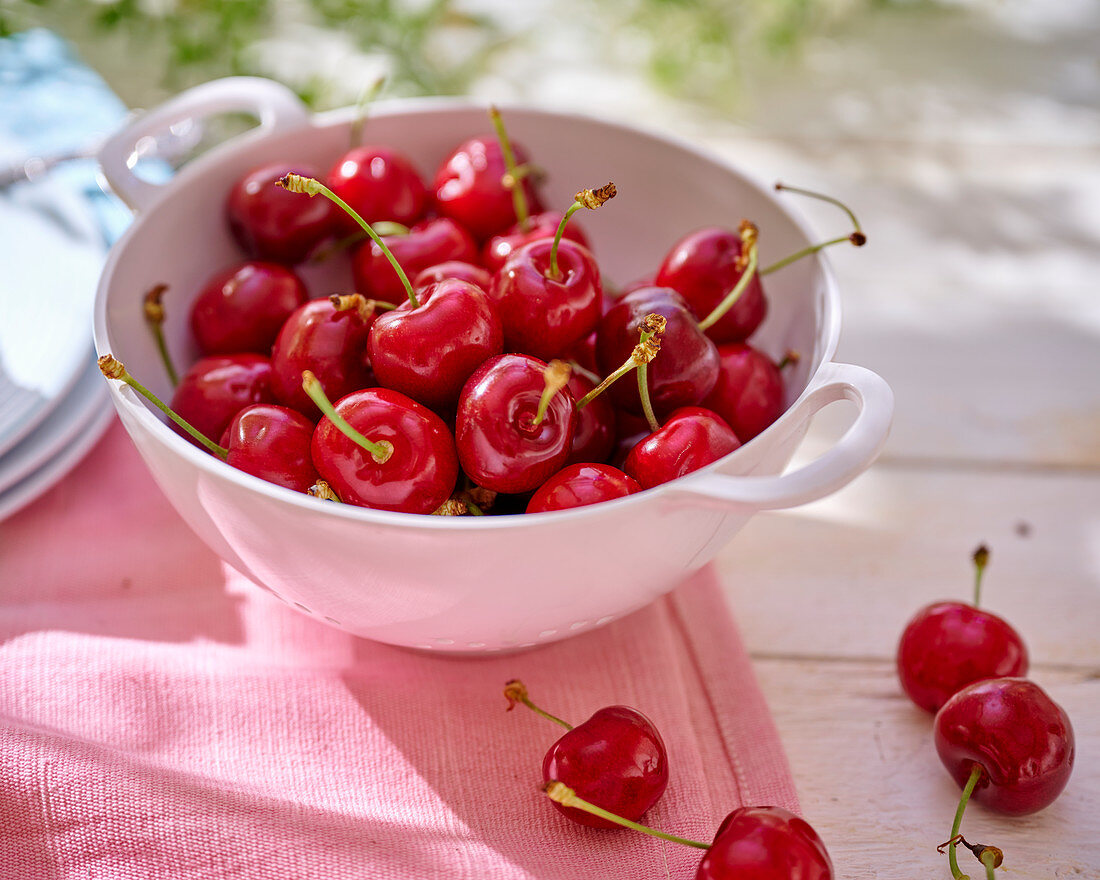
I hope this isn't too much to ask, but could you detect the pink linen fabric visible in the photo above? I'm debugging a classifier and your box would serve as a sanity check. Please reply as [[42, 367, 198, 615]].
[[0, 422, 798, 879]]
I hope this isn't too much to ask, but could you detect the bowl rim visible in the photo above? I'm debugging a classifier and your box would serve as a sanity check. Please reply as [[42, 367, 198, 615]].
[[94, 96, 842, 531]]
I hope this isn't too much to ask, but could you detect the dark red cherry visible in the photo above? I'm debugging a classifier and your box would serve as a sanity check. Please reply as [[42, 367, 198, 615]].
[[696, 806, 834, 880], [223, 403, 318, 491], [656, 227, 767, 343], [367, 278, 503, 411], [226, 162, 337, 264], [624, 407, 740, 489], [352, 217, 477, 304], [701, 343, 786, 442], [432, 135, 544, 240], [481, 210, 590, 273], [542, 706, 668, 829], [559, 331, 598, 375], [311, 387, 458, 513], [326, 145, 427, 233], [170, 353, 275, 447], [412, 260, 492, 292], [455, 354, 575, 494], [189, 261, 308, 356], [564, 374, 615, 466], [527, 463, 640, 513], [270, 297, 374, 418], [934, 678, 1074, 815], [596, 287, 720, 417], [489, 239, 602, 361]]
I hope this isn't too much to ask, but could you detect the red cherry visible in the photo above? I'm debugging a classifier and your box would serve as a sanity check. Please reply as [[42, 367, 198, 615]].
[[223, 403, 318, 491], [432, 135, 543, 240], [624, 407, 741, 489], [564, 374, 615, 466], [170, 353, 275, 447], [542, 705, 669, 829], [934, 677, 1074, 815], [559, 331, 598, 376], [270, 296, 375, 418], [326, 145, 427, 232], [225, 162, 337, 264], [367, 278, 503, 411], [527, 463, 640, 513], [310, 386, 459, 514], [481, 210, 590, 272], [189, 261, 308, 356], [412, 260, 493, 292], [696, 806, 834, 880], [455, 354, 575, 494], [352, 217, 477, 304], [656, 226, 767, 343], [701, 343, 786, 442]]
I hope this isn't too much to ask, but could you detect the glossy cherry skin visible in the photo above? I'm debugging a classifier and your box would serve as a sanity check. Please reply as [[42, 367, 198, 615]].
[[542, 706, 669, 829], [696, 806, 834, 880], [656, 227, 767, 344], [624, 407, 741, 489], [170, 354, 275, 447], [226, 162, 337, 264], [189, 261, 308, 356], [326, 145, 427, 233], [311, 387, 458, 514], [490, 239, 602, 361], [564, 374, 615, 466], [223, 404, 318, 492], [352, 218, 477, 304], [432, 135, 544, 240], [412, 260, 493, 293], [934, 677, 1074, 815], [455, 354, 575, 494], [481, 210, 590, 273], [367, 278, 504, 411], [527, 463, 640, 513], [897, 602, 1029, 713], [596, 287, 720, 418], [270, 299, 374, 418], [701, 343, 786, 443]]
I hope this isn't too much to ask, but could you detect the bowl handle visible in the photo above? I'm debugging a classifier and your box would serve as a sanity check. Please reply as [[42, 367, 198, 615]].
[[668, 362, 893, 511], [98, 77, 308, 213]]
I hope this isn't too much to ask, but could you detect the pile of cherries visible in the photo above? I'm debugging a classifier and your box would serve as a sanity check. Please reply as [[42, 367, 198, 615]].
[[896, 546, 1075, 879], [100, 107, 858, 518], [504, 680, 834, 879]]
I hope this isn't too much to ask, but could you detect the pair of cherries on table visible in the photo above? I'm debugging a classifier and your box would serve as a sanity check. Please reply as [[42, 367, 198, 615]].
[[505, 681, 834, 879], [896, 546, 1075, 879]]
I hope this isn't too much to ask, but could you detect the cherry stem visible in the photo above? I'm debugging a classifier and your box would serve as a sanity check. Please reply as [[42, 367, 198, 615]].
[[503, 680, 572, 730], [776, 349, 801, 371], [532, 360, 571, 428], [947, 765, 985, 880], [142, 284, 179, 387], [309, 223, 410, 264], [544, 782, 709, 849], [576, 314, 665, 409], [698, 221, 759, 331], [489, 104, 531, 233], [277, 173, 418, 308], [308, 480, 341, 502], [348, 75, 386, 149], [97, 354, 227, 460], [548, 183, 616, 279], [972, 544, 990, 608], [759, 182, 866, 276], [301, 370, 393, 464]]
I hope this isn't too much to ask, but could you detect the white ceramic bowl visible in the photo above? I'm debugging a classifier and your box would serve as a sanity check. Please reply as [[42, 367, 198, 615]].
[[93, 77, 893, 653]]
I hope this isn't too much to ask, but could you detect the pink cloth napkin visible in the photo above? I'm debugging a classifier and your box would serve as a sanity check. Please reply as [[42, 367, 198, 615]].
[[0, 422, 798, 879]]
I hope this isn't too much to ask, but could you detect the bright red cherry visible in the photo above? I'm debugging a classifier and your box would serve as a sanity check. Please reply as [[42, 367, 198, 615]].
[[455, 355, 575, 494], [412, 260, 492, 292], [934, 677, 1074, 815], [564, 374, 615, 466], [367, 278, 503, 411], [352, 217, 477, 304], [170, 353, 275, 447], [656, 226, 767, 344], [223, 403, 318, 492], [625, 407, 741, 489], [481, 210, 590, 272], [189, 261, 308, 356], [326, 145, 427, 233], [701, 342, 786, 442], [527, 463, 640, 513], [225, 162, 337, 264], [696, 806, 834, 880]]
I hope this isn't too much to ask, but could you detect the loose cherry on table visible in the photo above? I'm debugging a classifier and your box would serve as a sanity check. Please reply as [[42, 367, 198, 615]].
[[504, 680, 669, 828], [897, 546, 1028, 714], [326, 145, 428, 232], [526, 463, 640, 513]]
